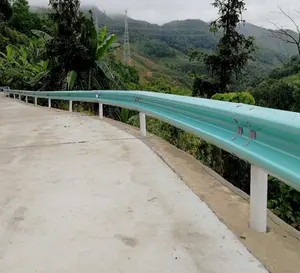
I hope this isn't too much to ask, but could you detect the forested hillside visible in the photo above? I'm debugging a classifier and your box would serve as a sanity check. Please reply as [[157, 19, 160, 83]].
[[1, 0, 300, 231], [30, 4, 298, 89], [81, 6, 297, 88]]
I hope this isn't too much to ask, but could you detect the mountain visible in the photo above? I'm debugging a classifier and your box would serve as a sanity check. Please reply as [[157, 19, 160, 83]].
[[81, 5, 113, 24], [238, 23, 298, 57], [31, 5, 299, 88], [101, 14, 298, 87]]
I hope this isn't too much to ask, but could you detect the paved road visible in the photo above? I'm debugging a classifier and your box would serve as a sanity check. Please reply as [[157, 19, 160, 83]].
[[0, 95, 268, 273]]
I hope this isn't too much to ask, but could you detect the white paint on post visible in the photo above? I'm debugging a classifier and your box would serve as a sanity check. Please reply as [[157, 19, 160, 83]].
[[19, 94, 21, 100], [48, 98, 51, 108], [250, 165, 268, 233], [13, 94, 16, 99], [25, 96, 28, 103], [69, 100, 73, 112], [34, 97, 37, 106], [99, 103, 103, 119], [139, 112, 146, 137]]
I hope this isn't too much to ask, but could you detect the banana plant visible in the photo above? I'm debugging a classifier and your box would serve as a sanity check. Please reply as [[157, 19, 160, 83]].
[[0, 44, 49, 89], [66, 70, 77, 90]]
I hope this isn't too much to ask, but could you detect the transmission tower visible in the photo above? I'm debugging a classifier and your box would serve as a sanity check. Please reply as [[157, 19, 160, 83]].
[[122, 9, 132, 66], [94, 13, 99, 31]]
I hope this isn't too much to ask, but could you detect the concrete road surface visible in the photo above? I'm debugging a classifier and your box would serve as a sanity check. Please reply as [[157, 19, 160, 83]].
[[0, 95, 268, 273]]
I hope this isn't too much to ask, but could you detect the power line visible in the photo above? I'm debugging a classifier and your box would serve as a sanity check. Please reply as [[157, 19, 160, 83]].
[[96, 24, 218, 37]]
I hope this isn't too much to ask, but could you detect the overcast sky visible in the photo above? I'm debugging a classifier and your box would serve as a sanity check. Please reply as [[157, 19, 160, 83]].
[[29, 0, 300, 29]]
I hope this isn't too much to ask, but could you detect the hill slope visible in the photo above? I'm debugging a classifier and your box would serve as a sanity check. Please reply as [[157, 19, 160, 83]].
[[96, 8, 297, 86], [32, 5, 299, 88]]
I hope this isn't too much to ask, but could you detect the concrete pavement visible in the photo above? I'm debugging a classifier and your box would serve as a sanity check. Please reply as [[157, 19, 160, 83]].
[[0, 95, 268, 273]]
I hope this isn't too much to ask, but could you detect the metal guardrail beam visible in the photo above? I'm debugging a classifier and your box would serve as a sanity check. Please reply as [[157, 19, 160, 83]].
[[5, 90, 300, 233]]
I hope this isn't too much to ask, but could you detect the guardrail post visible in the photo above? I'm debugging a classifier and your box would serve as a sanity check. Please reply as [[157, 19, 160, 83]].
[[48, 98, 51, 108], [250, 165, 268, 232], [13, 94, 16, 99], [99, 103, 103, 119], [34, 97, 37, 106], [69, 100, 73, 112], [139, 112, 146, 137], [25, 96, 28, 103], [19, 94, 21, 100]]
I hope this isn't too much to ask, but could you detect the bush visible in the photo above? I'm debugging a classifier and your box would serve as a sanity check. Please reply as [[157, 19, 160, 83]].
[[212, 91, 255, 105], [268, 177, 300, 230], [252, 79, 300, 111]]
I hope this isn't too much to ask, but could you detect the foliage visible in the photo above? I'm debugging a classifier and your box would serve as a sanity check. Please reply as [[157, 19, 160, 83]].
[[269, 56, 300, 79], [252, 79, 300, 111], [0, 43, 49, 90], [212, 92, 255, 105], [268, 177, 300, 230], [143, 76, 191, 96], [0, 0, 12, 22], [0, 0, 136, 92], [45, 1, 122, 90], [9, 0, 50, 36], [136, 40, 176, 58], [0, 25, 29, 52], [10, 0, 31, 34], [192, 76, 220, 98], [191, 0, 256, 91]]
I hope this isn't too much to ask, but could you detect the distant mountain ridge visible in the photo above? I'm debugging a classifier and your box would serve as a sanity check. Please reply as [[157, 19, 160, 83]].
[[76, 6, 300, 86], [31, 4, 298, 58], [30, 5, 299, 88]]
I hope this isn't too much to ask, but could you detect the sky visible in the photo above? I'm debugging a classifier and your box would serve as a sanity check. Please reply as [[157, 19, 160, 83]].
[[29, 0, 300, 30]]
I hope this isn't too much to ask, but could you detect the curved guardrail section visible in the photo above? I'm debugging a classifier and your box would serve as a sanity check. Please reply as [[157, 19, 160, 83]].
[[7, 90, 300, 192]]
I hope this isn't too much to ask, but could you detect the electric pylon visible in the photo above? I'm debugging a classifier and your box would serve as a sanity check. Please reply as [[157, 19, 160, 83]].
[[122, 9, 132, 66]]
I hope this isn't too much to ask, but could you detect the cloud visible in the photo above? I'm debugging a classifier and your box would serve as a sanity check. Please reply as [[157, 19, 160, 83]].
[[29, 0, 300, 29]]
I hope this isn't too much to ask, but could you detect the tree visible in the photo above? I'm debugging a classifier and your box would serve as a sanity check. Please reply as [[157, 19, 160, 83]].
[[10, 0, 31, 34], [252, 79, 300, 111], [49, 0, 82, 38], [9, 0, 49, 36], [192, 76, 220, 98], [45, 0, 122, 90], [269, 7, 300, 56], [0, 0, 12, 22], [191, 0, 256, 92], [46, 0, 97, 89]]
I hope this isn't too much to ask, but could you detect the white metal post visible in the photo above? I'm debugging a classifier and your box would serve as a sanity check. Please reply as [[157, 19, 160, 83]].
[[25, 96, 28, 103], [250, 165, 268, 232], [48, 98, 51, 108], [139, 112, 146, 137], [13, 94, 16, 99], [99, 103, 103, 119], [34, 97, 37, 106], [69, 100, 73, 112], [19, 94, 21, 100]]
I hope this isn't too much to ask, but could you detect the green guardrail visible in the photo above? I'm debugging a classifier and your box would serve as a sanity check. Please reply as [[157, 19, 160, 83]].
[[5, 89, 300, 232]]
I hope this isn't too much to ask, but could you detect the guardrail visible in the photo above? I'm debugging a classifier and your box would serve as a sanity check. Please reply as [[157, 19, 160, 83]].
[[5, 89, 300, 233]]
